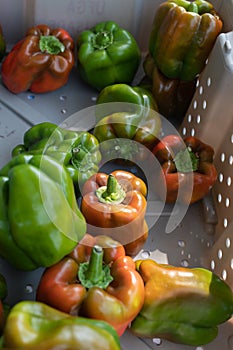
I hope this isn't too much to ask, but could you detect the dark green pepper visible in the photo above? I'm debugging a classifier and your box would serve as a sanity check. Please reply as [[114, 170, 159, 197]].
[[0, 154, 86, 270], [0, 24, 6, 62], [77, 21, 141, 90], [11, 122, 101, 194]]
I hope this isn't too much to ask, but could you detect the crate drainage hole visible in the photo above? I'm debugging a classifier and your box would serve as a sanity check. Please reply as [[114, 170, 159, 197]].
[[27, 94, 35, 100]]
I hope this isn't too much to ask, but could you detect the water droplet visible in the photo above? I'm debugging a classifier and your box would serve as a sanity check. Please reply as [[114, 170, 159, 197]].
[[141, 250, 151, 259], [181, 259, 189, 267], [178, 240, 186, 247], [152, 338, 162, 345], [25, 284, 33, 293], [27, 94, 35, 100], [59, 95, 67, 101]]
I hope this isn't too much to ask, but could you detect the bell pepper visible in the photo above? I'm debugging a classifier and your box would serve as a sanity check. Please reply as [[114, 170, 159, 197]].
[[143, 53, 197, 125], [152, 134, 218, 203], [1, 24, 74, 93], [36, 234, 145, 336], [77, 21, 141, 90], [149, 0, 222, 80], [93, 111, 161, 164], [0, 24, 6, 62], [0, 154, 86, 270], [1, 300, 121, 350], [130, 259, 233, 346], [81, 170, 148, 256], [11, 122, 101, 194]]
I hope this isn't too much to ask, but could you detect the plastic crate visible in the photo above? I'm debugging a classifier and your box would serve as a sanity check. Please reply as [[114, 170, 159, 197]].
[[0, 1, 233, 349]]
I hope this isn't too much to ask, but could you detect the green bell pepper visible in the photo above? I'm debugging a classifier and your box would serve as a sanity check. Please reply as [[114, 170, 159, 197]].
[[1, 301, 121, 350], [0, 154, 86, 270], [95, 83, 159, 122], [0, 274, 7, 334], [11, 122, 101, 195], [130, 259, 233, 346], [77, 21, 141, 90]]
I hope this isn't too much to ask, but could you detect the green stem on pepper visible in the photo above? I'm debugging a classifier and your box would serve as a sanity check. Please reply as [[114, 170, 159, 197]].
[[39, 35, 65, 55], [174, 146, 199, 173], [171, 0, 213, 14], [92, 31, 113, 50], [78, 245, 113, 289], [96, 175, 126, 204]]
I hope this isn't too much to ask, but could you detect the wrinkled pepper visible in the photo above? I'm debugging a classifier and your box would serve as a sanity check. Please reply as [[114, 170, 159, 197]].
[[0, 274, 7, 334], [0, 25, 6, 62], [11, 122, 101, 194], [81, 170, 148, 256], [143, 53, 197, 125], [1, 24, 74, 93], [130, 259, 233, 346], [1, 300, 121, 350], [152, 135, 218, 203], [77, 21, 141, 90], [0, 154, 86, 270], [149, 0, 222, 80], [36, 234, 145, 336]]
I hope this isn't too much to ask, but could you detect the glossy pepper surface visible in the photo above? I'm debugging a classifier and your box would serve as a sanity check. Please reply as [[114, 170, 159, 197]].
[[149, 0, 222, 80], [11, 122, 101, 194], [143, 53, 196, 125], [1, 300, 121, 350], [1, 24, 74, 93], [77, 21, 141, 90], [0, 24, 6, 62], [0, 154, 86, 270], [152, 135, 217, 204], [36, 234, 145, 336], [81, 170, 148, 256], [130, 259, 233, 346]]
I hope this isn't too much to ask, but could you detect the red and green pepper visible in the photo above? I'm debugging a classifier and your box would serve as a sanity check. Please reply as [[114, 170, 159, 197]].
[[1, 24, 74, 93], [36, 234, 145, 336]]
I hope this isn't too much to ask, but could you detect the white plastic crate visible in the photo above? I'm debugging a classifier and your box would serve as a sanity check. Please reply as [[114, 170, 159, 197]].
[[0, 1, 233, 349]]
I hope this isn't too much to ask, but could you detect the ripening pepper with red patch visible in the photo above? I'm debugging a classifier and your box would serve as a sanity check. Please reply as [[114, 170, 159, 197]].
[[36, 234, 145, 337], [81, 170, 148, 256], [152, 135, 218, 204], [1, 24, 74, 93], [149, 0, 223, 81]]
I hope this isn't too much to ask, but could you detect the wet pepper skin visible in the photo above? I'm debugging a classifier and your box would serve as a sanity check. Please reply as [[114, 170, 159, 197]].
[[1, 300, 121, 350], [81, 170, 148, 256], [36, 234, 145, 336], [149, 0, 222, 81], [1, 24, 74, 93], [152, 135, 218, 204], [130, 259, 233, 346]]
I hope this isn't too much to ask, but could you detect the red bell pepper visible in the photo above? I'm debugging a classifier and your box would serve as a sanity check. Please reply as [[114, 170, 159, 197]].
[[152, 135, 218, 203], [36, 234, 145, 336], [1, 24, 74, 94]]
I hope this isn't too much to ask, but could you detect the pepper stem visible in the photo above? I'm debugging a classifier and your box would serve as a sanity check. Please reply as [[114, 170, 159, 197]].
[[78, 245, 113, 289], [171, 0, 213, 14], [92, 31, 113, 50], [39, 35, 65, 55], [96, 175, 126, 204], [174, 147, 199, 173]]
